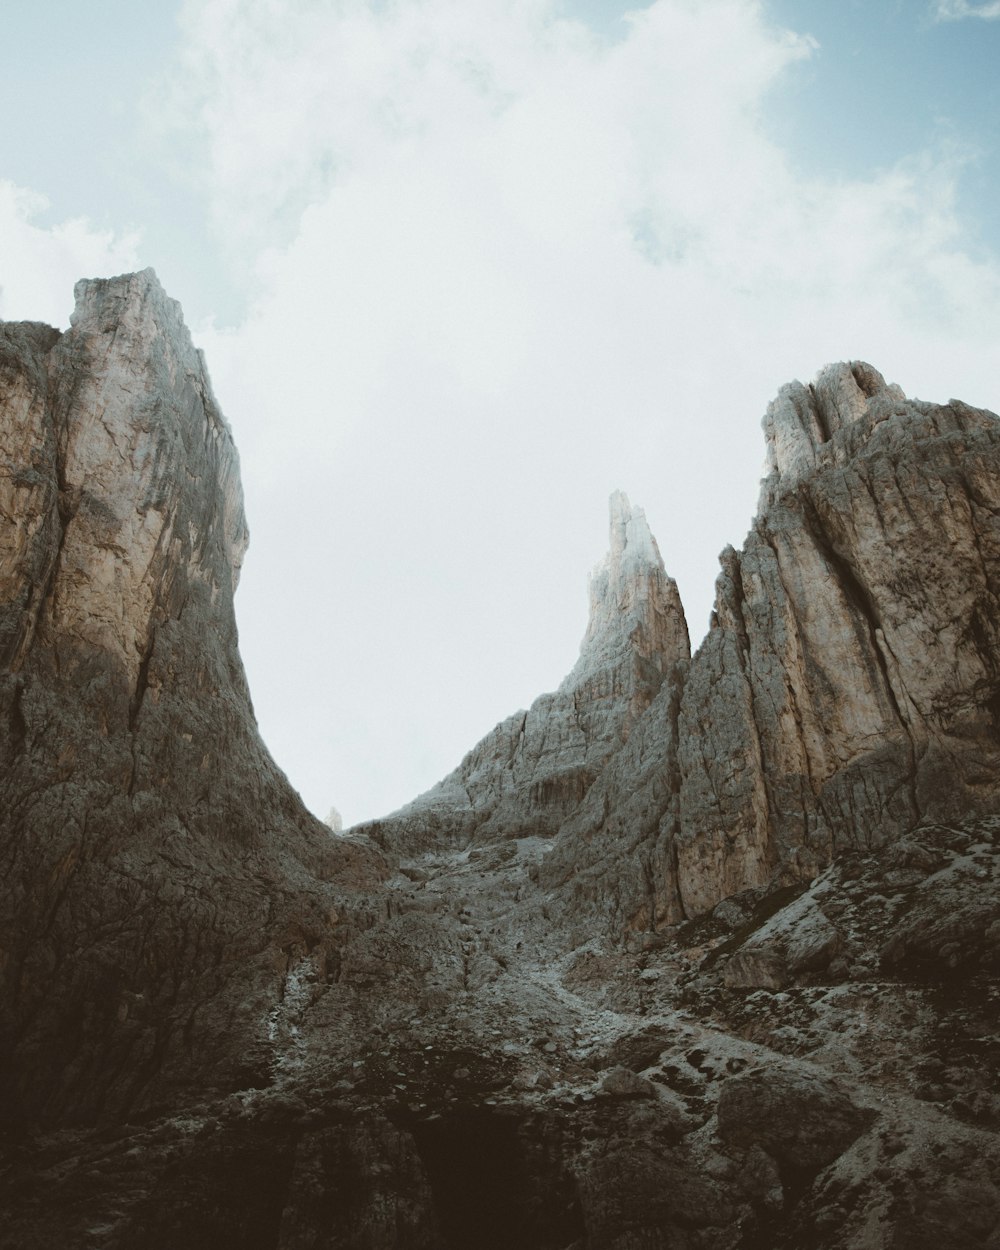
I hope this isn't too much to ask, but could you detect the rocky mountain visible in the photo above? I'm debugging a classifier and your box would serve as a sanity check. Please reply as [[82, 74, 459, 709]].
[[672, 361, 1000, 913], [360, 490, 689, 852], [0, 270, 383, 1128], [540, 361, 1000, 933], [1, 274, 998, 1249]]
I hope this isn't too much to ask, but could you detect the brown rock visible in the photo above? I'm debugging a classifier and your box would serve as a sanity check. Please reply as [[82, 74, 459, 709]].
[[0, 271, 384, 1126]]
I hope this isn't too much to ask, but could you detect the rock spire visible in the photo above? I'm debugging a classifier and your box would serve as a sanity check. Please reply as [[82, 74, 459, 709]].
[[1, 277, 998, 1249], [359, 490, 689, 852]]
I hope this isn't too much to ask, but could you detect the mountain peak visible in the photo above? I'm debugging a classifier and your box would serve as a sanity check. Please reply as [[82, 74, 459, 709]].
[[759, 360, 907, 507], [563, 490, 688, 696]]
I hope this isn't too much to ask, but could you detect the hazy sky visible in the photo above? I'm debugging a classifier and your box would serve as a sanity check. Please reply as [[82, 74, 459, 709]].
[[3, 0, 1000, 826]]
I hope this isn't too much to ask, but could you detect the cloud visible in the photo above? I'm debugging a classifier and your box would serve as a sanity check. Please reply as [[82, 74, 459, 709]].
[[0, 181, 140, 326], [163, 0, 1000, 824], [932, 0, 1000, 19]]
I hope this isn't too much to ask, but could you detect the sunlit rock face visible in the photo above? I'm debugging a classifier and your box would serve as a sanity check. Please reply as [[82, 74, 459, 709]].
[[0, 271, 383, 1126], [368, 362, 1000, 935], [542, 363, 1000, 930], [359, 490, 690, 853], [674, 362, 1000, 914]]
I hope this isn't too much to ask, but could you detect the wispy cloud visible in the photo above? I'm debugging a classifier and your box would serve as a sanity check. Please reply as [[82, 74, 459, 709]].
[[0, 182, 140, 325], [932, 0, 1000, 20]]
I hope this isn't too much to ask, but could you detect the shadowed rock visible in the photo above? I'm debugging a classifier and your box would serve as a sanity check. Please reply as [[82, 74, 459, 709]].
[[3, 277, 1000, 1249], [0, 270, 384, 1126]]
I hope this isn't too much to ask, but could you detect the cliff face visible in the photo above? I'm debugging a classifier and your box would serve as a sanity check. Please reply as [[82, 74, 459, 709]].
[[542, 363, 1000, 928], [361, 491, 690, 852], [674, 362, 1000, 913], [352, 362, 1000, 940], [0, 271, 383, 1126], [3, 278, 999, 1250]]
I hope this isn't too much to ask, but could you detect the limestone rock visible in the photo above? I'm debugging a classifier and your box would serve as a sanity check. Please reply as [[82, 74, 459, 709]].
[[0, 270, 384, 1126], [539, 664, 688, 931], [716, 1063, 876, 1170], [599, 1065, 659, 1098], [359, 491, 689, 852], [675, 362, 1000, 914], [3, 279, 1000, 1250], [722, 885, 843, 988], [495, 363, 1000, 940]]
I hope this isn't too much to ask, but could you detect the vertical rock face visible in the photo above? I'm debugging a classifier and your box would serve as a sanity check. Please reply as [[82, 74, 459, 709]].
[[0, 271, 382, 1127], [361, 492, 690, 851], [673, 362, 1000, 914], [545, 363, 1000, 927], [367, 363, 1000, 930]]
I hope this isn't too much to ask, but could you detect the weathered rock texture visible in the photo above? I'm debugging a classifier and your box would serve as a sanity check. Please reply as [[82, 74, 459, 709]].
[[3, 277, 1000, 1250], [361, 491, 689, 852], [544, 362, 1000, 928], [0, 270, 382, 1127], [674, 362, 1000, 914]]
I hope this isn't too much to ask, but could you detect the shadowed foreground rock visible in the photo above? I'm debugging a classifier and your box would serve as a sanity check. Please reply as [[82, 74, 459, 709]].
[[1, 274, 999, 1249]]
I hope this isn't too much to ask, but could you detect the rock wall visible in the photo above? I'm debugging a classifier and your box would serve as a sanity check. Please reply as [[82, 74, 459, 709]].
[[3, 278, 1000, 1250], [0, 271, 383, 1127], [673, 362, 1000, 914], [541, 364, 1000, 926]]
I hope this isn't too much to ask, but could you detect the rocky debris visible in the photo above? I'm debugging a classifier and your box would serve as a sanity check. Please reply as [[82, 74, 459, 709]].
[[357, 491, 690, 853], [598, 1065, 659, 1098], [0, 271, 384, 1128], [722, 887, 844, 989], [716, 1062, 875, 1171], [3, 805, 1000, 1248]]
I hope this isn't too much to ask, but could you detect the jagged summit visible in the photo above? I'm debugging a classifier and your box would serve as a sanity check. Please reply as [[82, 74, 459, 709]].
[[560, 490, 687, 697], [758, 360, 907, 507], [2, 277, 1000, 1250], [361, 491, 690, 851], [0, 269, 382, 1125]]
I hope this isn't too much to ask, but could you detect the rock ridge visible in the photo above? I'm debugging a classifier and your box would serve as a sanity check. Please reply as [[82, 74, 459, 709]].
[[2, 278, 999, 1250], [359, 360, 1000, 938], [672, 360, 1000, 913]]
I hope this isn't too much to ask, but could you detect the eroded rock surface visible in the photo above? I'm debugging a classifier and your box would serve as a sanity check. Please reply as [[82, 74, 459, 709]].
[[396, 363, 1000, 941], [360, 491, 689, 853], [0, 271, 383, 1128], [674, 362, 1000, 912], [2, 280, 998, 1250]]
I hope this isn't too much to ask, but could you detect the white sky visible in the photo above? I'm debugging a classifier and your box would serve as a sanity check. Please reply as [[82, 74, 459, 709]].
[[3, 0, 1000, 826]]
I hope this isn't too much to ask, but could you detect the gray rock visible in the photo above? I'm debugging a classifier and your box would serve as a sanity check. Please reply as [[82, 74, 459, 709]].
[[675, 363, 1000, 914], [600, 1065, 658, 1098], [3, 280, 999, 1250], [723, 948, 790, 991], [717, 1064, 876, 1170], [0, 271, 385, 1126], [359, 490, 690, 854]]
